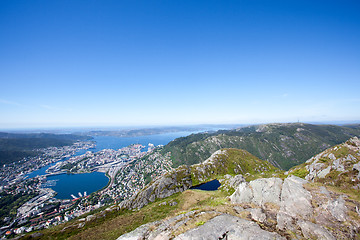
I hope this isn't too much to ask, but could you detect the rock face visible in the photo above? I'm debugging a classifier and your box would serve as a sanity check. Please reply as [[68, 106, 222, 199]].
[[229, 173, 360, 239], [230, 177, 283, 206], [280, 175, 312, 219], [175, 214, 285, 240], [297, 220, 336, 240], [117, 212, 285, 240], [295, 137, 360, 189]]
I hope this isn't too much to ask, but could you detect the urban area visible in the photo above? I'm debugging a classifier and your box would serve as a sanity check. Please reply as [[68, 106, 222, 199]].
[[0, 140, 172, 237]]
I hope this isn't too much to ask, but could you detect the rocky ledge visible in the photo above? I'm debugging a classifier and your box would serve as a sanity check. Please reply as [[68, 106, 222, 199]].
[[117, 174, 360, 239]]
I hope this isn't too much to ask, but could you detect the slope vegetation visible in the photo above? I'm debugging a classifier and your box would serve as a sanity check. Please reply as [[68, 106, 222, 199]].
[[162, 123, 360, 170]]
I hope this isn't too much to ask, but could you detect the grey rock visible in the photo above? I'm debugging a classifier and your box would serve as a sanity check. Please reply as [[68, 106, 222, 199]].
[[280, 175, 312, 219], [249, 208, 266, 223], [328, 153, 336, 160], [116, 222, 153, 240], [318, 166, 331, 178], [250, 177, 282, 206], [320, 186, 331, 198], [85, 214, 96, 222], [168, 201, 178, 206], [230, 178, 282, 207], [347, 154, 356, 162], [233, 205, 245, 214], [353, 162, 360, 179], [174, 214, 285, 240], [78, 222, 85, 228], [230, 182, 253, 204], [276, 212, 296, 231], [228, 174, 246, 189], [326, 195, 347, 222], [332, 159, 345, 172], [298, 220, 336, 240], [306, 162, 325, 181]]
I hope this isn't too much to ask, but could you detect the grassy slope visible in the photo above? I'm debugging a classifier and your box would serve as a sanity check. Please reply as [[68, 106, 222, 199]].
[[190, 148, 281, 185], [162, 123, 360, 170]]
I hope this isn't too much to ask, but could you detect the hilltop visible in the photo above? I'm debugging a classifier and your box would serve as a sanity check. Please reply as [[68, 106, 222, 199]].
[[161, 123, 360, 170]]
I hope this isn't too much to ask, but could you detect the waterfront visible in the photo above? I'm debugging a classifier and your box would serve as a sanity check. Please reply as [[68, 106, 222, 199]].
[[29, 131, 198, 199], [46, 172, 108, 199], [26, 149, 88, 179]]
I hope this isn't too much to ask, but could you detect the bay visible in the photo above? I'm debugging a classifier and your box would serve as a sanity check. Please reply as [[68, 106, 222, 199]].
[[46, 172, 108, 199]]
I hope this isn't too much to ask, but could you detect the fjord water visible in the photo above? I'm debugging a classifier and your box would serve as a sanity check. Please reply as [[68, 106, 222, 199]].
[[46, 172, 108, 199], [91, 131, 197, 152], [32, 131, 198, 199]]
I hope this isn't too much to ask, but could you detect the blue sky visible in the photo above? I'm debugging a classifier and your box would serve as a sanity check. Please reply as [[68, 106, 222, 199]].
[[1, 0, 360, 128]]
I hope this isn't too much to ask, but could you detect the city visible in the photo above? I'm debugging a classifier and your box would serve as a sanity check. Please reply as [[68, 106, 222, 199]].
[[0, 140, 173, 237]]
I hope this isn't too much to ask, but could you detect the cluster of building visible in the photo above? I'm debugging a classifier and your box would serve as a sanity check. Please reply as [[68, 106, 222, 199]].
[[102, 149, 173, 202], [47, 144, 147, 175], [0, 141, 95, 188], [0, 142, 173, 238]]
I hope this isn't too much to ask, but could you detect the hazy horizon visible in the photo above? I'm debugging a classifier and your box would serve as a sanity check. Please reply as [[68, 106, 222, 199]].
[[1, 1, 359, 128]]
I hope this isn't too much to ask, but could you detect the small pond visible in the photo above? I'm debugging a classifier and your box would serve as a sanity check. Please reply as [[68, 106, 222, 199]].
[[190, 179, 221, 191]]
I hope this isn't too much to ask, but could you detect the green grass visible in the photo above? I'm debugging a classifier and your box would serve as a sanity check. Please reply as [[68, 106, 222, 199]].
[[290, 168, 309, 179], [195, 220, 205, 226]]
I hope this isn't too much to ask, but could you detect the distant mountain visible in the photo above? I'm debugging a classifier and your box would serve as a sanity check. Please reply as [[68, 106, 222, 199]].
[[0, 133, 91, 165], [80, 125, 244, 137], [161, 123, 360, 170]]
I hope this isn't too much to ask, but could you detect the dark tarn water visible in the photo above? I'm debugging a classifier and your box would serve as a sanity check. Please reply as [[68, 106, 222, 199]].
[[191, 179, 221, 191]]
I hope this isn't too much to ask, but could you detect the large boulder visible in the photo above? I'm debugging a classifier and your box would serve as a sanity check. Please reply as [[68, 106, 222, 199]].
[[279, 175, 312, 219], [230, 177, 283, 206], [174, 214, 285, 240], [297, 220, 336, 240]]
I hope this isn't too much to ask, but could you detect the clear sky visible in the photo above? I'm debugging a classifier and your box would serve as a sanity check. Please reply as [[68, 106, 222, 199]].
[[1, 0, 360, 129]]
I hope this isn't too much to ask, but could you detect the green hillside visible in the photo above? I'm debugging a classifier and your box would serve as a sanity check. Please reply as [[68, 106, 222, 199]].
[[162, 123, 360, 170]]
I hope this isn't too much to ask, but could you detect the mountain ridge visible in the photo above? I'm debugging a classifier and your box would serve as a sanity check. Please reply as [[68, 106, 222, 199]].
[[162, 122, 360, 170]]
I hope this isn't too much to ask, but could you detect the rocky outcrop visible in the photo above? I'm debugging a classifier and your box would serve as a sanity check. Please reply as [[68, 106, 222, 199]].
[[119, 166, 192, 209], [230, 177, 283, 206], [289, 136, 360, 189], [117, 212, 285, 240], [175, 214, 285, 240], [229, 173, 360, 239]]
